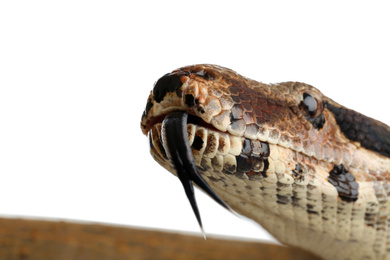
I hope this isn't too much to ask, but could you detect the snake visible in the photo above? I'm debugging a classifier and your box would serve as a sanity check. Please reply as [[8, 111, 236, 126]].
[[140, 64, 390, 260]]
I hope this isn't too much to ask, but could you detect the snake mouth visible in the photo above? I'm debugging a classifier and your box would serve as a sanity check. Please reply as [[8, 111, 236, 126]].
[[160, 111, 231, 235], [146, 109, 273, 235]]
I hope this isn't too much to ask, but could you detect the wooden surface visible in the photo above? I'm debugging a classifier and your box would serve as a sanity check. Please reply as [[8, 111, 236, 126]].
[[0, 218, 319, 259]]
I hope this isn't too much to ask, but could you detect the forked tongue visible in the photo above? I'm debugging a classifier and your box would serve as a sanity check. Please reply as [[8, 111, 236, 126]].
[[162, 111, 231, 238]]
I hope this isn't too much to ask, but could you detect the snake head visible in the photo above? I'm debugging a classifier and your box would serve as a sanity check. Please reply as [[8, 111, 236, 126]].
[[140, 64, 347, 228], [140, 64, 390, 259]]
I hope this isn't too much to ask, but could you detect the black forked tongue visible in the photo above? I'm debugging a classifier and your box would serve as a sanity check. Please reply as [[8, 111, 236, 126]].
[[162, 111, 231, 238]]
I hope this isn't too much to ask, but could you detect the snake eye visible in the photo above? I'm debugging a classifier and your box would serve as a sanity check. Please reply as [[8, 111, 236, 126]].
[[302, 92, 323, 118], [300, 92, 325, 129], [303, 93, 317, 116]]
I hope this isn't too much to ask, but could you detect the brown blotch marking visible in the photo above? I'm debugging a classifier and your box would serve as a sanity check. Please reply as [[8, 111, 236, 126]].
[[234, 139, 270, 179], [260, 159, 269, 178], [218, 137, 228, 154], [328, 165, 359, 202], [152, 73, 184, 103], [276, 194, 291, 205], [236, 154, 260, 173], [204, 133, 217, 156], [184, 94, 195, 107], [144, 97, 153, 116], [259, 142, 270, 177], [242, 139, 252, 155], [260, 142, 270, 157], [192, 136, 204, 151]]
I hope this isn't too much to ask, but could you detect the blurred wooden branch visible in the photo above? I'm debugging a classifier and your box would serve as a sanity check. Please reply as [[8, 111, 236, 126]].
[[0, 218, 319, 259]]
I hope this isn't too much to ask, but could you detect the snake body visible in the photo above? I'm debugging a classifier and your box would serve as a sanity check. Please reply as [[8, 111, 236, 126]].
[[140, 64, 390, 260]]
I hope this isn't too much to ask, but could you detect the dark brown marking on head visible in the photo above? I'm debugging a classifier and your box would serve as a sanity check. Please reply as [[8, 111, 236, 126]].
[[145, 97, 153, 116], [328, 164, 359, 202], [325, 101, 390, 158], [236, 154, 263, 173], [261, 159, 269, 177], [242, 138, 252, 155], [192, 136, 204, 151], [260, 142, 270, 157], [184, 94, 195, 107], [203, 133, 217, 155], [236, 154, 251, 173], [153, 73, 184, 103], [234, 139, 270, 178], [259, 142, 270, 177]]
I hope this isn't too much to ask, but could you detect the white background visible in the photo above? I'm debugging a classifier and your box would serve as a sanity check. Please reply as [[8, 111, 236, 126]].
[[0, 1, 389, 244]]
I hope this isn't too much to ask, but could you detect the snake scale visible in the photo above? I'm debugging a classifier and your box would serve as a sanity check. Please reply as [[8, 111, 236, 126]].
[[140, 64, 390, 260]]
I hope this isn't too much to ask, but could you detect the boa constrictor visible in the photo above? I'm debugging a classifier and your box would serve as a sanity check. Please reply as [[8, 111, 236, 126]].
[[140, 64, 390, 260]]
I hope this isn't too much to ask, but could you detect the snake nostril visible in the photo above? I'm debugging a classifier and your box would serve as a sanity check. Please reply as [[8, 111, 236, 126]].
[[153, 73, 183, 103]]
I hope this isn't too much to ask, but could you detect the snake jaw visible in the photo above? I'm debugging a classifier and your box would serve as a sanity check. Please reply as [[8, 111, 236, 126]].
[[161, 111, 232, 236]]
